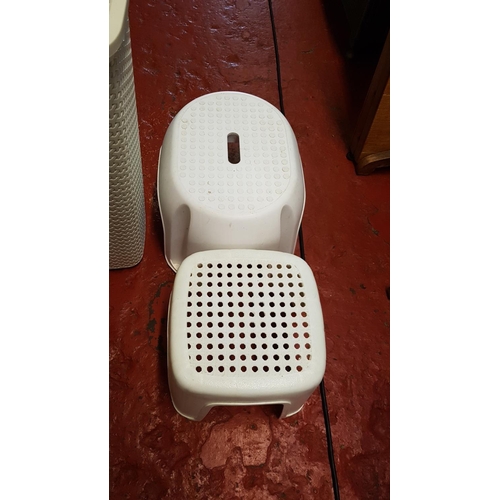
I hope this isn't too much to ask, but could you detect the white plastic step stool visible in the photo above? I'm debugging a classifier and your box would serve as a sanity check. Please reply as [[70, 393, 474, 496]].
[[167, 249, 326, 421], [157, 91, 306, 272]]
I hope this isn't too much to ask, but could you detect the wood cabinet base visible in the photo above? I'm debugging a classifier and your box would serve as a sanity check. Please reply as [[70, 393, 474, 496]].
[[349, 32, 390, 176], [355, 150, 390, 175]]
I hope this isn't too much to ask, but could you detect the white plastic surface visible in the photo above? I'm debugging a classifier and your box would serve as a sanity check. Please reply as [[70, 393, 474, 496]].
[[109, 0, 129, 57], [109, 19, 145, 269], [157, 91, 306, 272], [167, 249, 326, 421]]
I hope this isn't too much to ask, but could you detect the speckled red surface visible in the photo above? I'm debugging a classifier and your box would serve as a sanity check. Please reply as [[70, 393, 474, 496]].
[[109, 0, 389, 498]]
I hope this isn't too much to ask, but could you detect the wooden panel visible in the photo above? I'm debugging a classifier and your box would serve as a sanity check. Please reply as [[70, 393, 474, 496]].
[[348, 31, 390, 175], [361, 77, 389, 156], [340, 0, 390, 57]]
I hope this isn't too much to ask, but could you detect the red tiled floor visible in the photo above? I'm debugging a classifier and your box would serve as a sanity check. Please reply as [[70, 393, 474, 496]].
[[110, 0, 389, 498]]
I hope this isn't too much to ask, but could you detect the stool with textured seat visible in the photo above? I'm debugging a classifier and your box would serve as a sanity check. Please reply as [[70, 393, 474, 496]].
[[157, 91, 305, 272]]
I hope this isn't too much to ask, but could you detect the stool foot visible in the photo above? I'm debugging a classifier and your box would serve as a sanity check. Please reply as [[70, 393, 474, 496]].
[[280, 400, 306, 418], [171, 396, 212, 422]]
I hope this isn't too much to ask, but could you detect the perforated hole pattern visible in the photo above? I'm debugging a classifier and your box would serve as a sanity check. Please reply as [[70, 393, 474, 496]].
[[185, 260, 313, 375], [109, 22, 146, 269], [177, 93, 292, 213]]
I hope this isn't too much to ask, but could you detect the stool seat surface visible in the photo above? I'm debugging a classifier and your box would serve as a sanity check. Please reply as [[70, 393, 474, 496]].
[[174, 92, 295, 215]]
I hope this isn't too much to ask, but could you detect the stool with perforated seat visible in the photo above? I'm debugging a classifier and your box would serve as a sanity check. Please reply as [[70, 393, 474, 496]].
[[157, 91, 305, 272], [167, 249, 326, 421]]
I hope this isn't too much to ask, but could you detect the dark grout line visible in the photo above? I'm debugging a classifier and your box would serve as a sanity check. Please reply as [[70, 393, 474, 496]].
[[298, 226, 306, 262], [266, 2, 341, 499], [267, 0, 285, 116], [319, 378, 341, 500]]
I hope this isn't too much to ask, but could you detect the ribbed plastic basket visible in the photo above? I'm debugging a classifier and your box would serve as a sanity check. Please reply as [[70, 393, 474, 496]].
[[109, 0, 145, 269]]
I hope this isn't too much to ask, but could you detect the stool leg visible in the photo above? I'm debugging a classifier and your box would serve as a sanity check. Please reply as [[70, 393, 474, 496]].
[[170, 389, 212, 421], [280, 400, 306, 418], [191, 404, 212, 421]]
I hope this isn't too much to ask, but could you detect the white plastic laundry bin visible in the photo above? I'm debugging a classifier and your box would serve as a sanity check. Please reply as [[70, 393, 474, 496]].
[[157, 91, 306, 272], [109, 0, 146, 269]]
